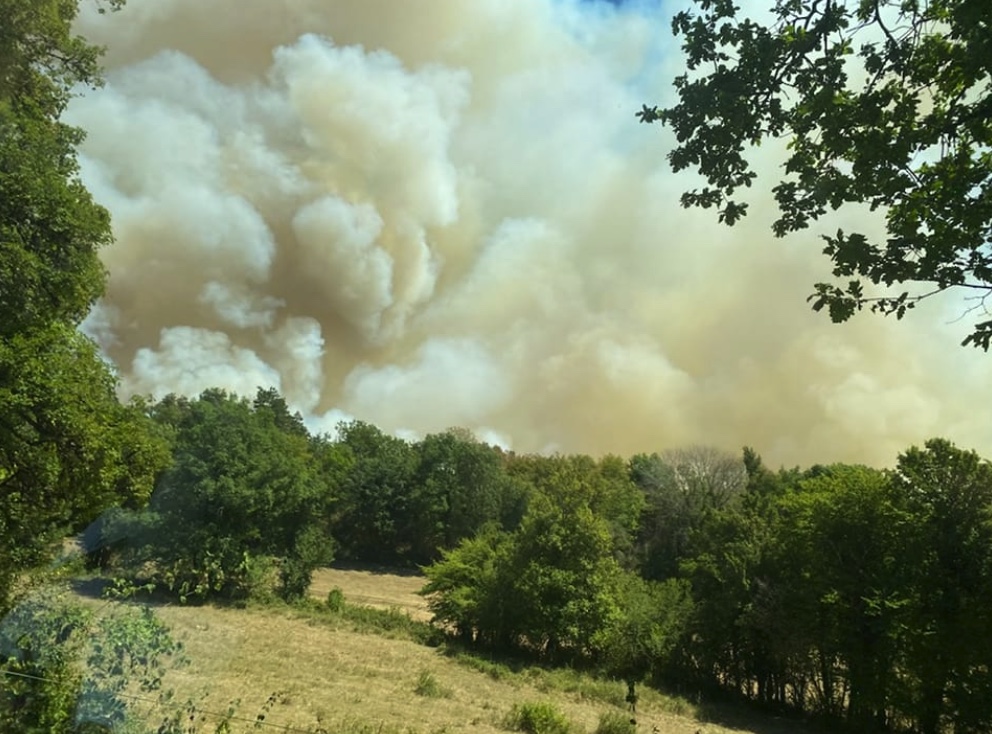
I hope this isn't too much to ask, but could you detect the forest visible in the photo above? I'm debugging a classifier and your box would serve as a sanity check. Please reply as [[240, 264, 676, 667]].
[[5, 383, 992, 734]]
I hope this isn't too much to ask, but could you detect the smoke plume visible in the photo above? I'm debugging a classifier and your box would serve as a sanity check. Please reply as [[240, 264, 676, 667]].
[[68, 0, 991, 467]]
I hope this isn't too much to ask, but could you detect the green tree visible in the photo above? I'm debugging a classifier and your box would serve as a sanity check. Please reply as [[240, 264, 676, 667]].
[[509, 495, 623, 658], [773, 464, 911, 728], [253, 386, 309, 438], [631, 446, 746, 580], [420, 524, 517, 647], [0, 0, 126, 337], [333, 421, 419, 564], [0, 586, 183, 734], [422, 462, 635, 658], [0, 0, 148, 611], [508, 454, 644, 563], [893, 439, 992, 734], [0, 328, 170, 611], [111, 390, 333, 603], [593, 573, 693, 691], [408, 429, 522, 563], [677, 452, 795, 702], [642, 0, 992, 348]]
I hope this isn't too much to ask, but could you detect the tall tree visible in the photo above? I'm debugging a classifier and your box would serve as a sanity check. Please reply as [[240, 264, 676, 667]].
[[631, 446, 746, 580], [0, 0, 140, 611], [0, 0, 124, 337], [508, 453, 644, 563], [892, 439, 992, 734], [641, 0, 992, 348], [773, 464, 910, 728], [408, 429, 522, 563], [333, 421, 418, 564]]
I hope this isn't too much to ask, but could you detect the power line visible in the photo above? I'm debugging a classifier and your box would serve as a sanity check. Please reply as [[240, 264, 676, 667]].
[[0, 668, 330, 734]]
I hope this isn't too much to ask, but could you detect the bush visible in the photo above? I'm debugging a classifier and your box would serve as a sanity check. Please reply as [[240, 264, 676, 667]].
[[277, 556, 314, 602], [0, 587, 186, 734], [339, 604, 443, 646], [502, 701, 576, 734], [593, 711, 636, 734], [326, 586, 345, 612], [294, 597, 444, 646], [414, 669, 452, 698]]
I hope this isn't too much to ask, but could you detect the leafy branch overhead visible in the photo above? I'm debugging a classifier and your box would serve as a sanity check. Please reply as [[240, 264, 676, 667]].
[[641, 0, 992, 348]]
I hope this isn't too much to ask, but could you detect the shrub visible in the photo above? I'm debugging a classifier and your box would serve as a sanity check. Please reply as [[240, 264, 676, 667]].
[[339, 604, 443, 646], [414, 669, 452, 698], [0, 587, 185, 734], [278, 556, 313, 602], [593, 711, 636, 734], [502, 701, 576, 734], [326, 586, 345, 612]]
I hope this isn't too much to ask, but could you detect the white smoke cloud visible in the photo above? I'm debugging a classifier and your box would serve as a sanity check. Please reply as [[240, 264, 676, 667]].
[[67, 0, 992, 466], [126, 327, 282, 400], [343, 337, 512, 437]]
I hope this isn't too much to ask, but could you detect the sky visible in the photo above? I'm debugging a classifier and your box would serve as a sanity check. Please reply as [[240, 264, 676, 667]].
[[65, 0, 991, 468]]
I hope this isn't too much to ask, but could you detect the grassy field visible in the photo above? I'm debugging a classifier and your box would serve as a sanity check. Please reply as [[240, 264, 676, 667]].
[[309, 565, 432, 621], [71, 567, 806, 734]]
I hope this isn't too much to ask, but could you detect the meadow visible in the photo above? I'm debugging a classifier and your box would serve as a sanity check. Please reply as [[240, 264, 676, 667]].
[[81, 566, 808, 734]]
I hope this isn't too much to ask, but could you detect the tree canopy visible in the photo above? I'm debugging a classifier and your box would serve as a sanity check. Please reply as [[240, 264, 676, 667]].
[[641, 0, 992, 348], [0, 0, 174, 613]]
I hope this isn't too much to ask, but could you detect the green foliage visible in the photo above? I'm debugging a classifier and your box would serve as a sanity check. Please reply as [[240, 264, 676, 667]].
[[507, 454, 644, 560], [106, 389, 335, 604], [509, 496, 624, 656], [771, 464, 909, 723], [413, 669, 452, 699], [423, 492, 626, 659], [422, 451, 698, 691], [421, 525, 517, 647], [446, 651, 515, 682], [334, 421, 419, 564], [670, 440, 992, 733], [593, 712, 635, 734], [0, 0, 123, 111], [502, 701, 576, 734], [335, 604, 441, 646], [892, 439, 992, 734], [325, 586, 345, 613], [409, 429, 527, 563], [0, 0, 119, 339], [644, 0, 992, 348], [631, 446, 746, 580], [0, 587, 184, 734], [0, 0, 162, 613], [297, 596, 441, 646], [593, 574, 693, 686], [0, 327, 171, 611]]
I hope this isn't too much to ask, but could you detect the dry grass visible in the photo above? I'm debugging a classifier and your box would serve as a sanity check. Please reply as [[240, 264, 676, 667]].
[[309, 566, 431, 622], [70, 568, 806, 734]]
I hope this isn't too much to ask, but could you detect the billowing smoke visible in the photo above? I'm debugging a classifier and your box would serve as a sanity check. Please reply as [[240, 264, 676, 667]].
[[68, 0, 991, 467]]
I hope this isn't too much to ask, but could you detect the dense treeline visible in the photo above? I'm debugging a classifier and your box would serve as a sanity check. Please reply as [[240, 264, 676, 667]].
[[421, 438, 992, 734], [86, 388, 533, 599], [75, 385, 992, 734], [673, 445, 992, 734]]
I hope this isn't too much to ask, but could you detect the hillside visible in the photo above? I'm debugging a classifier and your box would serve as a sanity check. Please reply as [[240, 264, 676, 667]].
[[83, 567, 806, 734]]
